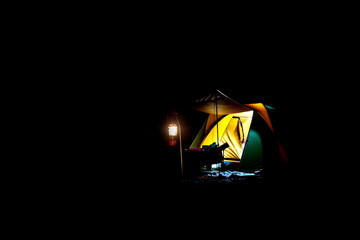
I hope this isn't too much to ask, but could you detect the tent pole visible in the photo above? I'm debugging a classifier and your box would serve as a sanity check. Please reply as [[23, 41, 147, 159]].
[[216, 92, 219, 146], [215, 90, 221, 176]]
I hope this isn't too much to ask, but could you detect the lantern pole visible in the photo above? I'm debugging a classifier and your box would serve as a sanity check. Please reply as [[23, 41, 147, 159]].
[[176, 114, 183, 177]]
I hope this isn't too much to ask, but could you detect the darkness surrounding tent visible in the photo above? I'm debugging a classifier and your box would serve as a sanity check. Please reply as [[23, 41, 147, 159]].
[[39, 2, 355, 226]]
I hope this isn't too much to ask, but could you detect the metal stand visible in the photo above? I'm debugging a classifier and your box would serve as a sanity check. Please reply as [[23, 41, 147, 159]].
[[176, 114, 183, 177]]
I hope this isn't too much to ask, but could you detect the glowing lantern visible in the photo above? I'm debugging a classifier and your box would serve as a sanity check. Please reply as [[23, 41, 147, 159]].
[[168, 123, 178, 146], [168, 124, 178, 137], [167, 113, 183, 176]]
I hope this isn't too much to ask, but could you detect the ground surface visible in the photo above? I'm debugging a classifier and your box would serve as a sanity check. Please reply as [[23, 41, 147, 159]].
[[180, 170, 264, 185]]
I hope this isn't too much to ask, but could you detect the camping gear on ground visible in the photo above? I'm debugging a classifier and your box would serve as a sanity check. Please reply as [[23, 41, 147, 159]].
[[185, 142, 229, 172]]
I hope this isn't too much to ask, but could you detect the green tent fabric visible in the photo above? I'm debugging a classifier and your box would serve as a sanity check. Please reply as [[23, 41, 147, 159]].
[[239, 129, 263, 169], [237, 110, 278, 170]]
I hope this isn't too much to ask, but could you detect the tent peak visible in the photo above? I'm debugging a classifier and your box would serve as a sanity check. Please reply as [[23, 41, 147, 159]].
[[193, 89, 251, 115]]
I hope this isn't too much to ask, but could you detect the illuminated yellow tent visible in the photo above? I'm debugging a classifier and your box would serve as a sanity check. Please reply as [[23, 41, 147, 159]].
[[190, 90, 287, 170]]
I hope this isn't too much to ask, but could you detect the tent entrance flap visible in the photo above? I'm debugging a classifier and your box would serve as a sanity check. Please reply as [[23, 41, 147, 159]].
[[200, 111, 254, 161], [200, 115, 233, 147]]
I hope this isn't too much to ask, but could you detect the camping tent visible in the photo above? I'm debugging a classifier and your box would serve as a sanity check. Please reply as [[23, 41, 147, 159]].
[[190, 90, 288, 170]]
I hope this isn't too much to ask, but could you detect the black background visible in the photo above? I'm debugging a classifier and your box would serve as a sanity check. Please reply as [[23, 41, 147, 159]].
[[23, 1, 357, 225], [54, 1, 322, 188]]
